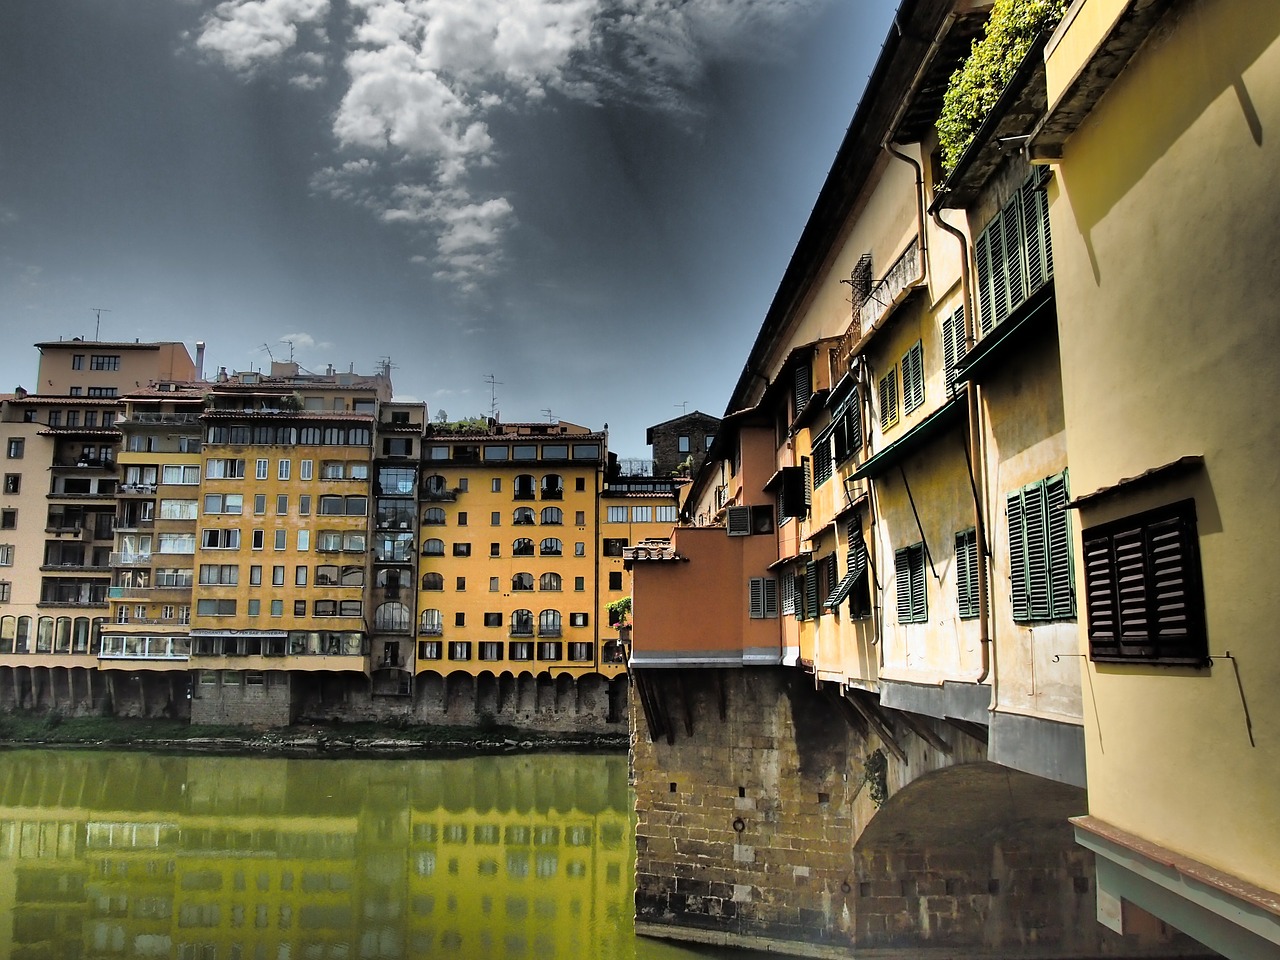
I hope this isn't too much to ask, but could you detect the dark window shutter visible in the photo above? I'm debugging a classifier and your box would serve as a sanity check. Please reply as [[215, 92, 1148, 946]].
[[1083, 532, 1120, 658], [1007, 491, 1029, 621], [1023, 482, 1050, 619], [793, 364, 812, 421], [1022, 179, 1052, 292], [1001, 192, 1025, 321], [943, 307, 966, 394], [802, 458, 812, 510], [1046, 473, 1074, 618], [955, 528, 979, 619], [895, 548, 912, 622], [975, 232, 995, 336], [804, 562, 818, 620], [749, 577, 765, 619], [903, 341, 925, 413], [726, 506, 751, 536], [910, 545, 926, 622], [763, 577, 779, 618], [987, 213, 1008, 330]]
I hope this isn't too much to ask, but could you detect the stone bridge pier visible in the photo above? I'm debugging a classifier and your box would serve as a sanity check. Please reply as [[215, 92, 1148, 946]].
[[631, 667, 1208, 958]]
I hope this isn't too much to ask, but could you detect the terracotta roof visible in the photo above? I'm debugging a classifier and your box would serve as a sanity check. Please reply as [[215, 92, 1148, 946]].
[[35, 340, 182, 350], [8, 395, 123, 406], [202, 410, 376, 421]]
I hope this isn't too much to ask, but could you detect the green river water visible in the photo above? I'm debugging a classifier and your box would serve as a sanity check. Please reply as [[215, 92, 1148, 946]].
[[0, 749, 753, 960]]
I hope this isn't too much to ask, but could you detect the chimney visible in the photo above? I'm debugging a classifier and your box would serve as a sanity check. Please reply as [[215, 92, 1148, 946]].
[[195, 341, 206, 381], [218, 366, 228, 383]]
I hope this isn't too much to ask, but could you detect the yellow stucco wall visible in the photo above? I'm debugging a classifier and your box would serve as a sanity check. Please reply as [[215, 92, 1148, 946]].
[[1049, 0, 1280, 891]]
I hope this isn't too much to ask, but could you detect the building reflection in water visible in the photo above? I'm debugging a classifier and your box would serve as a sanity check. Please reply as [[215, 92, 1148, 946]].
[[0, 749, 656, 960]]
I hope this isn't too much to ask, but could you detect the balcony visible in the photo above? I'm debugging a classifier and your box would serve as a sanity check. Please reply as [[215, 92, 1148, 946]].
[[418, 624, 443, 637], [118, 484, 158, 496], [126, 413, 202, 425], [108, 585, 192, 600], [857, 236, 921, 339], [110, 553, 153, 566]]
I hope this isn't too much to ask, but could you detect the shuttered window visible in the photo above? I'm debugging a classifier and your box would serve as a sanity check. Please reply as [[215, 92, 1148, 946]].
[[726, 506, 751, 537], [831, 389, 861, 464], [802, 561, 819, 620], [781, 571, 798, 616], [878, 368, 898, 429], [826, 523, 871, 618], [749, 577, 779, 619], [793, 364, 813, 423], [901, 340, 925, 414], [894, 543, 927, 624], [942, 306, 967, 395], [955, 528, 981, 620], [1083, 499, 1207, 665], [1006, 471, 1074, 622], [974, 170, 1054, 337]]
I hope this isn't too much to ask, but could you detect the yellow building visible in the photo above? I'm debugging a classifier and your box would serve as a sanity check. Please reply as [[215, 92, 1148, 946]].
[[1024, 0, 1280, 954]]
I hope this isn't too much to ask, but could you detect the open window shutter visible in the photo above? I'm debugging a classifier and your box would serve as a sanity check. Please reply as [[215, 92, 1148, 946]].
[[895, 548, 912, 622], [974, 231, 995, 336], [1006, 492, 1029, 621], [1000, 193, 1025, 322], [987, 214, 1008, 330], [903, 342, 924, 412], [1045, 473, 1074, 618], [763, 577, 779, 618], [1022, 179, 1052, 292], [955, 530, 974, 618], [804, 562, 818, 619], [910, 546, 926, 622], [1146, 512, 1202, 656], [749, 577, 765, 619], [793, 364, 812, 421], [1024, 482, 1050, 619], [802, 458, 812, 509]]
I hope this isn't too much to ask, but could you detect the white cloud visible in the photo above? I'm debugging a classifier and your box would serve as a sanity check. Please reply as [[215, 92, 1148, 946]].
[[195, 0, 826, 285], [196, 0, 330, 72]]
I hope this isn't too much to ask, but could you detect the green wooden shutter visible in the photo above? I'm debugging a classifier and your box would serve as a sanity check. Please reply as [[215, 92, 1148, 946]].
[[894, 548, 912, 624], [1000, 193, 1026, 322], [749, 577, 765, 619], [879, 369, 898, 428], [804, 562, 818, 620], [1023, 482, 1051, 619], [793, 364, 812, 421], [1006, 491, 1029, 621], [903, 341, 925, 413], [1022, 179, 1053, 292], [763, 577, 779, 618], [1045, 472, 1074, 618], [943, 307, 966, 394], [955, 528, 978, 619], [910, 545, 927, 622]]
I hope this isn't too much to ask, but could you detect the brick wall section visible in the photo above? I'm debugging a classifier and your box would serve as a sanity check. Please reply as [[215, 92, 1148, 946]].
[[649, 413, 720, 478], [191, 679, 293, 726], [632, 668, 1210, 958]]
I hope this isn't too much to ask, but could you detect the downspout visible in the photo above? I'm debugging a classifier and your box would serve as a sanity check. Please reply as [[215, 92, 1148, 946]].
[[931, 208, 993, 689]]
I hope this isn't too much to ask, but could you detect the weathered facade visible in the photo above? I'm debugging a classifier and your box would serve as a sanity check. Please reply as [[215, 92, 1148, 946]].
[[626, 0, 1247, 955]]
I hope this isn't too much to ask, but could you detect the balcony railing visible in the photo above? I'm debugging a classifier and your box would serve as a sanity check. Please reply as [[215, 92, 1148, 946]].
[[126, 413, 202, 425], [108, 585, 192, 599], [418, 624, 443, 637], [110, 553, 153, 566], [858, 236, 921, 337]]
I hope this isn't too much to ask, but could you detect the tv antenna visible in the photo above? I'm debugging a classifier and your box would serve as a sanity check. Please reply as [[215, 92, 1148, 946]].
[[279, 339, 295, 362], [675, 400, 689, 416], [260, 343, 276, 363], [541, 408, 556, 423], [90, 307, 111, 340], [484, 374, 503, 419]]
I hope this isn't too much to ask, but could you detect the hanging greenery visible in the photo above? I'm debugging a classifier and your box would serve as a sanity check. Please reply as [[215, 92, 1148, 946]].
[[937, 0, 1069, 174]]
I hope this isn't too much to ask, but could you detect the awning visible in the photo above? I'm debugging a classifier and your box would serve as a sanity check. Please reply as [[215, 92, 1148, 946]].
[[849, 399, 964, 482], [955, 284, 1056, 384]]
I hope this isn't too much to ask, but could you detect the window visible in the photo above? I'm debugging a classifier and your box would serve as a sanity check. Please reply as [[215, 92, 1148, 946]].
[[514, 475, 535, 500], [540, 572, 561, 591], [252, 529, 265, 550], [541, 474, 563, 500], [254, 494, 266, 514], [423, 507, 446, 526], [274, 530, 286, 551], [272, 566, 285, 586], [449, 641, 472, 661], [608, 571, 622, 591], [297, 530, 310, 551], [491, 511, 501, 526], [250, 565, 262, 585], [749, 577, 779, 619], [512, 572, 534, 592], [90, 354, 120, 371], [602, 538, 627, 557], [575, 478, 586, 491], [895, 543, 927, 624], [422, 538, 445, 556], [631, 506, 652, 522], [574, 576, 584, 592], [457, 511, 468, 526], [781, 570, 798, 616], [656, 505, 678, 523], [1006, 472, 1073, 622], [489, 577, 500, 592], [878, 368, 898, 429], [202, 529, 241, 549], [296, 565, 308, 586], [569, 612, 588, 628], [678, 435, 690, 453], [510, 610, 533, 636], [575, 510, 585, 525], [942, 306, 967, 395], [276, 494, 288, 515], [455, 612, 466, 627], [484, 612, 502, 627], [158, 533, 196, 554], [203, 494, 243, 515], [513, 507, 535, 525], [538, 610, 561, 638], [513, 538, 534, 556], [491, 478, 502, 493], [6, 439, 23, 460], [901, 341, 925, 414], [540, 507, 562, 525], [3, 474, 18, 495], [0, 545, 13, 566], [450, 542, 470, 558], [1082, 499, 1206, 665], [825, 522, 872, 619], [973, 170, 1053, 336], [87, 387, 116, 398], [1, 510, 15, 530], [256, 459, 269, 480], [198, 564, 239, 585], [574, 542, 585, 557], [72, 354, 83, 370], [196, 599, 236, 617], [539, 538, 562, 556], [206, 459, 245, 480], [812, 436, 832, 489], [301, 459, 313, 480], [456, 576, 466, 591], [955, 528, 981, 620], [247, 599, 261, 617], [607, 506, 627, 523], [278, 459, 291, 480]]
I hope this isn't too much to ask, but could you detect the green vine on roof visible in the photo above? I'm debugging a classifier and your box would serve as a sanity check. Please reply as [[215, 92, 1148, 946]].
[[937, 0, 1069, 175]]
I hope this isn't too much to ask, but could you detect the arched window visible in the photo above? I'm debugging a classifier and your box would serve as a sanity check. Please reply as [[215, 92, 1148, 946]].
[[513, 507, 535, 525], [510, 609, 534, 636], [0, 616, 14, 654], [538, 610, 562, 637], [36, 617, 54, 653], [421, 573, 444, 591], [341, 566, 365, 586], [419, 609, 443, 636], [323, 427, 345, 445], [422, 507, 446, 525], [376, 568, 405, 596], [374, 602, 411, 631], [512, 573, 534, 592], [300, 426, 322, 444], [54, 617, 72, 653], [541, 474, 564, 499], [539, 538, 563, 556], [540, 507, 563, 525], [347, 427, 371, 446], [539, 572, 561, 592], [72, 617, 90, 653], [15, 616, 31, 653], [512, 538, 535, 556], [423, 474, 449, 498], [422, 538, 445, 556], [514, 474, 536, 500]]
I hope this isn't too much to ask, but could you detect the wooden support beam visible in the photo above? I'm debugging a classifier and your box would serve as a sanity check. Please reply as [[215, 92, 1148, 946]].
[[894, 708, 953, 756], [843, 690, 908, 765], [945, 717, 990, 744], [824, 687, 869, 737]]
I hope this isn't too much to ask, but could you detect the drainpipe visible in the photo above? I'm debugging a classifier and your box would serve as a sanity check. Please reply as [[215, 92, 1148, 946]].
[[931, 208, 993, 690], [884, 143, 927, 290]]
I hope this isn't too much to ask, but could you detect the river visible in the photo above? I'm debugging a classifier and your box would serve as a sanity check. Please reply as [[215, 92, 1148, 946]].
[[0, 748, 757, 960]]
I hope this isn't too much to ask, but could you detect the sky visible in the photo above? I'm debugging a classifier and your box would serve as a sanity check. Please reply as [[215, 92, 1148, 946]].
[[0, 0, 897, 460]]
